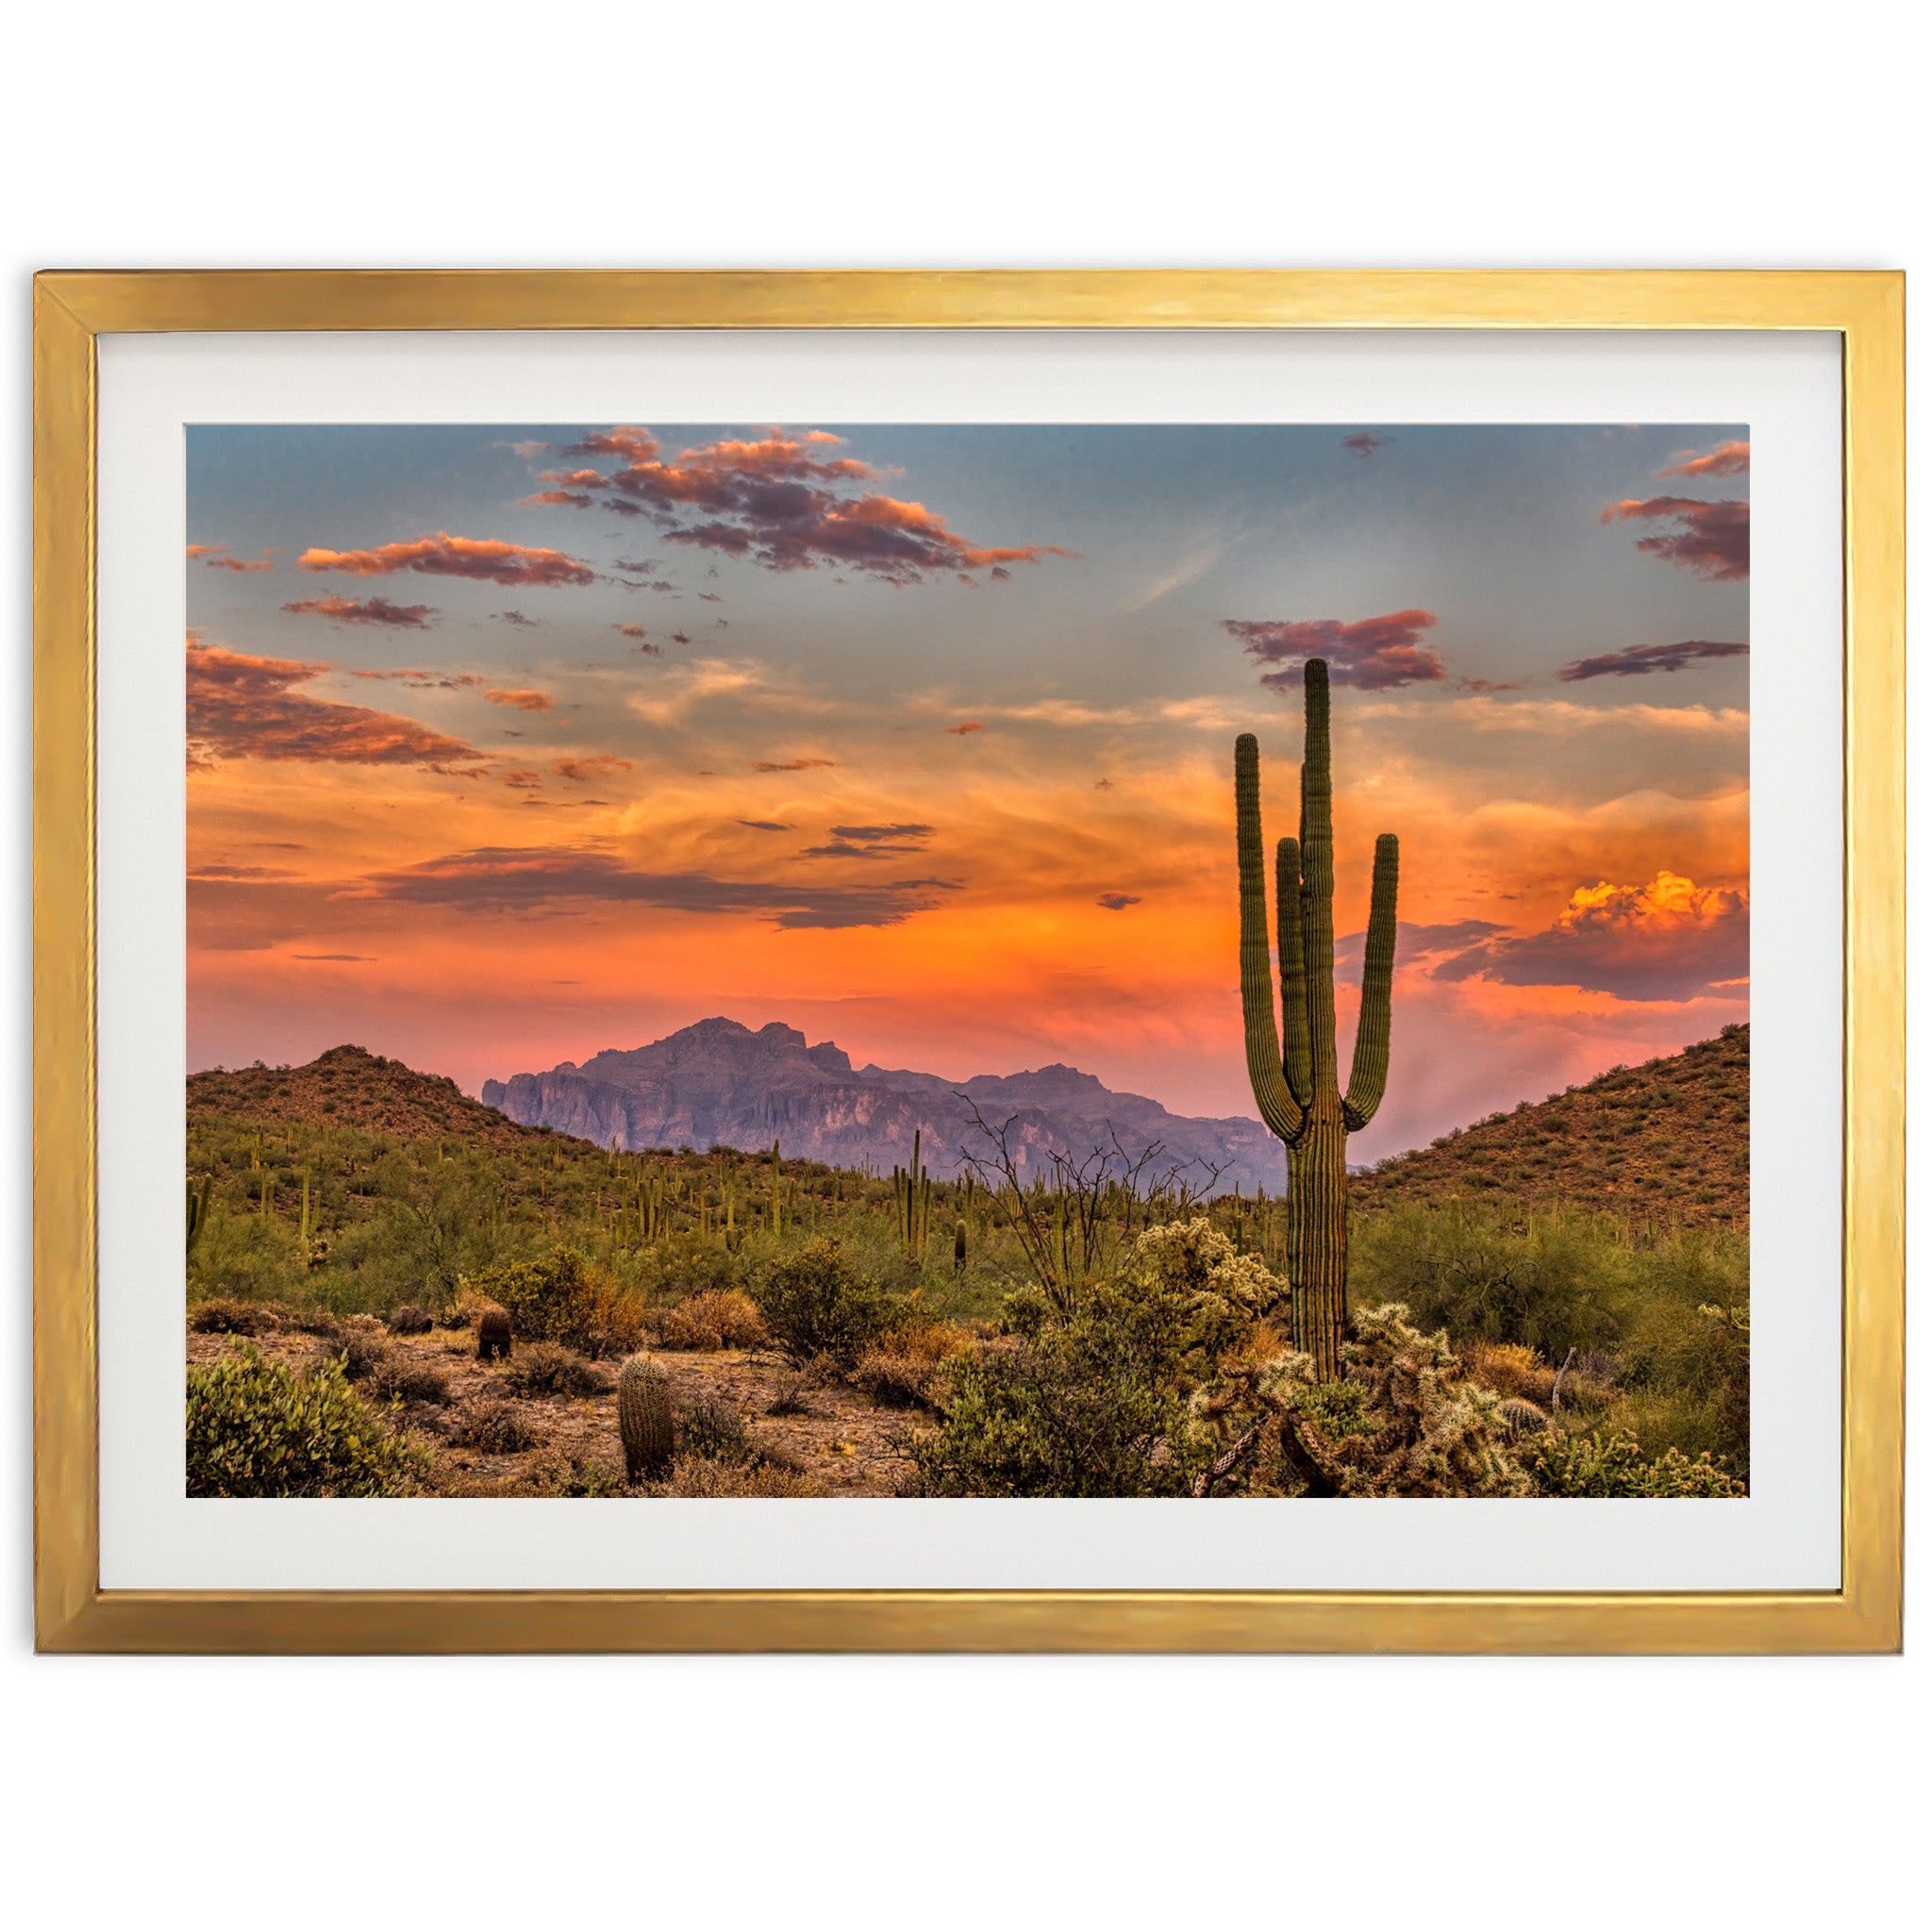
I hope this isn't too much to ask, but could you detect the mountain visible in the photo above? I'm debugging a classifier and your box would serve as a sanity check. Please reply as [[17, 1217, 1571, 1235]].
[[1349, 1026, 1748, 1230], [189, 1043, 579, 1156], [481, 1017, 1285, 1191]]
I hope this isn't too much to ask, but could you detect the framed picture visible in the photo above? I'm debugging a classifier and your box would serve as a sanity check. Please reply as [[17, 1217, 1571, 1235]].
[[33, 271, 1903, 1653]]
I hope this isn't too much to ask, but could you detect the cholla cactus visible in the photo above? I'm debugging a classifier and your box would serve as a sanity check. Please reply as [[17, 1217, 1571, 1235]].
[[1267, 1302, 1532, 1497], [618, 1356, 675, 1482], [1235, 658, 1401, 1376]]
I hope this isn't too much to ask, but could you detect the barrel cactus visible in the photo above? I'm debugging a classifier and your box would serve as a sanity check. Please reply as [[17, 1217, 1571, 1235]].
[[1235, 657, 1400, 1376], [618, 1355, 675, 1482], [476, 1305, 513, 1361]]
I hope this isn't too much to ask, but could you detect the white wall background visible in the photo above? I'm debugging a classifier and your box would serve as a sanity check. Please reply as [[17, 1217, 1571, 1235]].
[[2, 5, 1921, 1925]]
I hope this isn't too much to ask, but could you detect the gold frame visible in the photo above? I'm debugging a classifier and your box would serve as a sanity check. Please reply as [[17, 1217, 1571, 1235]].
[[33, 270, 1904, 1654]]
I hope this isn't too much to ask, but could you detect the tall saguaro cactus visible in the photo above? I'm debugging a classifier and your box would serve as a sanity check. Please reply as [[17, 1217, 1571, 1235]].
[[1236, 658, 1400, 1375]]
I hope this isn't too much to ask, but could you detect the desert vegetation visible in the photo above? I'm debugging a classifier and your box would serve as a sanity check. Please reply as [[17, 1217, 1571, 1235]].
[[185, 1044, 1746, 1499]]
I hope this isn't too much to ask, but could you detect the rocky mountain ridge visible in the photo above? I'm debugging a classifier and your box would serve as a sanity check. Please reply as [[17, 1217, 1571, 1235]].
[[482, 1016, 1284, 1191]]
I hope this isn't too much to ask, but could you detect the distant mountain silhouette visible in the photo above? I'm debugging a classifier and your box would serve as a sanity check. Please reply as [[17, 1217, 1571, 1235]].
[[481, 1017, 1284, 1191]]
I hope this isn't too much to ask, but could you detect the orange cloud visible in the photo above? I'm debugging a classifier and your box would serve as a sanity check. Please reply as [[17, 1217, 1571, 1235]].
[[186, 643, 482, 769], [945, 722, 984, 735], [1656, 440, 1750, 479], [283, 594, 436, 628], [297, 531, 596, 587], [1224, 609, 1445, 691], [485, 688, 554, 712], [751, 757, 836, 774], [1431, 871, 1747, 1002], [1599, 496, 1749, 580]]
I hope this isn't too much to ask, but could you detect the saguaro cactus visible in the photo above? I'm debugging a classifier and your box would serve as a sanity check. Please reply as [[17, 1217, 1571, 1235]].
[[1235, 657, 1400, 1376]]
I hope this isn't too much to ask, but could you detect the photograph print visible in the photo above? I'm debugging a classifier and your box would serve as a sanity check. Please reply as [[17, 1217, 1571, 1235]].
[[183, 419, 1751, 1502]]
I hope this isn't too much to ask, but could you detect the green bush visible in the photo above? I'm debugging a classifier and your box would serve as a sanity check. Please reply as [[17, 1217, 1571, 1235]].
[[1349, 1200, 1629, 1357], [469, 1246, 602, 1346], [748, 1239, 893, 1367], [187, 1341, 429, 1497], [914, 1219, 1275, 1497], [1524, 1427, 1743, 1497]]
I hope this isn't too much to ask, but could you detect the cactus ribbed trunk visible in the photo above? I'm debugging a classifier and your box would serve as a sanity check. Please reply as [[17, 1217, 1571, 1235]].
[[1235, 658, 1400, 1378]]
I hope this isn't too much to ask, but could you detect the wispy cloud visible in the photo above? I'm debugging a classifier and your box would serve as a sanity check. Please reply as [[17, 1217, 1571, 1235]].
[[298, 531, 596, 588], [1124, 537, 1229, 614], [1558, 640, 1748, 682], [283, 594, 436, 628], [189, 543, 275, 573], [1224, 608, 1447, 691], [1656, 440, 1749, 479], [1096, 892, 1141, 910], [485, 688, 554, 712], [1599, 496, 1749, 580], [1341, 432, 1391, 458]]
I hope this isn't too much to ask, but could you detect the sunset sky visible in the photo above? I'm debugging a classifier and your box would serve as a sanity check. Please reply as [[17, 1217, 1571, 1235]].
[[186, 421, 1749, 1161]]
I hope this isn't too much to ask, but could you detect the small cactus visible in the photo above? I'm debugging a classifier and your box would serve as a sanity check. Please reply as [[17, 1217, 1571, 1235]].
[[618, 1355, 675, 1482], [477, 1306, 513, 1361], [186, 1174, 212, 1258], [389, 1305, 432, 1336], [954, 1217, 968, 1274]]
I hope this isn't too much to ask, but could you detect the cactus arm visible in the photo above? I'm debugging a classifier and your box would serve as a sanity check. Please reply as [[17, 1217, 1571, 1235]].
[[1343, 833, 1401, 1130], [1297, 659, 1340, 1098], [1234, 734, 1306, 1144], [1275, 836, 1312, 1106]]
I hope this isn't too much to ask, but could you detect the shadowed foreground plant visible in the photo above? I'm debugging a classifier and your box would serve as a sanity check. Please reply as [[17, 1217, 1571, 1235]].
[[187, 1341, 429, 1497]]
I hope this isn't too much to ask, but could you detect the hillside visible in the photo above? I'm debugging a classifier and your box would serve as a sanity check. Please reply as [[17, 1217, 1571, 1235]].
[[483, 1016, 1284, 1191], [1350, 1026, 1748, 1230], [189, 1044, 583, 1157]]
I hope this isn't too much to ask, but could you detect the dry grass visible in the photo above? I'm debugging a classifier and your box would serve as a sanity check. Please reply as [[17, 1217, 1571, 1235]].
[[1460, 1341, 1556, 1405], [669, 1454, 829, 1498], [656, 1289, 768, 1352]]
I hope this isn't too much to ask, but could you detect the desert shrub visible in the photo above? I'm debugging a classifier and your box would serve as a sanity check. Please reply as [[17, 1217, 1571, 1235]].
[[1525, 1427, 1744, 1498], [765, 1374, 816, 1417], [388, 1305, 432, 1335], [657, 1288, 768, 1352], [1349, 1200, 1631, 1357], [187, 1341, 429, 1497], [914, 1220, 1274, 1497], [464, 1246, 641, 1353], [333, 1326, 391, 1383], [188, 1296, 273, 1336], [449, 1398, 540, 1453], [362, 1349, 453, 1406], [748, 1240, 894, 1367], [678, 1393, 752, 1464], [851, 1322, 971, 1408], [500, 1341, 610, 1399]]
